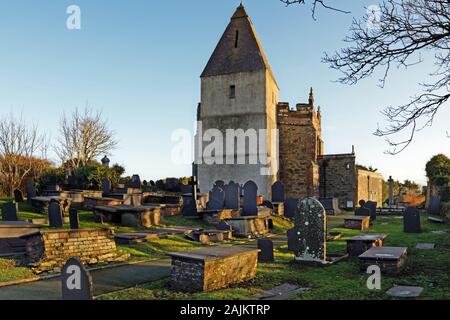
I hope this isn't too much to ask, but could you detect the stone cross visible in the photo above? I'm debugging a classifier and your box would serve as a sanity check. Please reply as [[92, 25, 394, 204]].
[[69, 208, 80, 230], [1, 202, 19, 221], [48, 201, 63, 228], [13, 189, 24, 203], [207, 185, 225, 211], [287, 198, 327, 263], [61, 257, 93, 300], [224, 182, 240, 210], [242, 181, 258, 216], [271, 181, 285, 203], [284, 198, 298, 219], [404, 206, 422, 233]]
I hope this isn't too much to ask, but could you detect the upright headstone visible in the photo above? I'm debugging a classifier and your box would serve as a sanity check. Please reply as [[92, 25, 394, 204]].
[[388, 176, 394, 207], [207, 185, 225, 211], [69, 208, 79, 230], [404, 206, 421, 233], [271, 181, 285, 203], [130, 175, 141, 189], [214, 180, 225, 189], [48, 201, 63, 228], [287, 198, 327, 263], [102, 178, 111, 195], [428, 196, 441, 215], [61, 258, 93, 300], [258, 239, 274, 263], [243, 181, 258, 216], [284, 198, 298, 219], [13, 189, 24, 203], [1, 202, 19, 221], [355, 200, 371, 217], [365, 201, 377, 221], [224, 182, 240, 210], [26, 180, 37, 202], [182, 195, 198, 217]]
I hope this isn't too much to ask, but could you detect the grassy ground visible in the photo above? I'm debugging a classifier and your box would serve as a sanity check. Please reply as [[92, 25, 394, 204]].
[[2, 197, 450, 300]]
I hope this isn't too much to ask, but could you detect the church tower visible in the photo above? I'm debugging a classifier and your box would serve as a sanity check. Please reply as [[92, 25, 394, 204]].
[[196, 4, 279, 198]]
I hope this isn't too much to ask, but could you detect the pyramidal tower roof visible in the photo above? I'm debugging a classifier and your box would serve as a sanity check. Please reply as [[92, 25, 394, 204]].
[[201, 4, 277, 83]]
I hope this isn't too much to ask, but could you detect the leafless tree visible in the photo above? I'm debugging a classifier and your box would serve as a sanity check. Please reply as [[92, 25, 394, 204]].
[[0, 114, 48, 196], [55, 107, 117, 169], [322, 0, 450, 154], [279, 0, 350, 18]]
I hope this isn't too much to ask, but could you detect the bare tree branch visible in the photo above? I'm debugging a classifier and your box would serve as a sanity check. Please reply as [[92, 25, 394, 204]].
[[322, 0, 450, 154], [279, 0, 350, 19]]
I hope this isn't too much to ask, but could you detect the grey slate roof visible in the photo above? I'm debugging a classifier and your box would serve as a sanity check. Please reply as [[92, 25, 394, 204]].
[[201, 4, 277, 83]]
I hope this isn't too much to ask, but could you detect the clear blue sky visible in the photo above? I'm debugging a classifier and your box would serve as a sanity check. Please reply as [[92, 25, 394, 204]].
[[0, 0, 448, 185]]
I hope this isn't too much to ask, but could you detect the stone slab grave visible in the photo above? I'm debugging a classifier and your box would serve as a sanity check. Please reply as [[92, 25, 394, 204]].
[[114, 232, 160, 244], [168, 246, 259, 292], [224, 182, 240, 210], [431, 230, 448, 235], [256, 284, 310, 300], [358, 246, 408, 275], [284, 198, 298, 219], [242, 181, 258, 216], [287, 198, 347, 266], [416, 243, 435, 250], [31, 196, 71, 214], [48, 201, 64, 228], [186, 229, 233, 244], [198, 209, 241, 225], [386, 286, 423, 298], [344, 216, 371, 230], [225, 215, 270, 238], [404, 206, 422, 233], [61, 257, 93, 300], [2, 202, 19, 221], [319, 198, 341, 216], [271, 181, 285, 203], [346, 234, 388, 257], [0, 221, 42, 256], [84, 196, 124, 209], [14, 189, 24, 203], [108, 193, 143, 207], [257, 239, 274, 263], [93, 205, 162, 228]]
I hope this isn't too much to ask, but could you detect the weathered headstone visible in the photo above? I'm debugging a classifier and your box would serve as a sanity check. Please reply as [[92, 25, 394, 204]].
[[258, 239, 274, 263], [271, 181, 285, 203], [13, 189, 24, 203], [61, 257, 93, 300], [284, 198, 298, 219], [130, 175, 141, 189], [69, 208, 79, 230], [182, 196, 198, 217], [365, 201, 377, 221], [48, 201, 63, 228], [287, 198, 327, 263], [224, 182, 240, 210], [404, 206, 421, 233], [428, 196, 441, 215], [1, 202, 19, 221], [355, 200, 371, 217], [207, 185, 225, 210], [242, 181, 258, 216], [214, 180, 225, 189], [102, 178, 111, 195], [26, 180, 37, 202]]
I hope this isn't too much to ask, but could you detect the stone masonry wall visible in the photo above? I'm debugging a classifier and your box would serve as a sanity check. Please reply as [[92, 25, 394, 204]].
[[356, 169, 384, 206], [23, 228, 129, 273]]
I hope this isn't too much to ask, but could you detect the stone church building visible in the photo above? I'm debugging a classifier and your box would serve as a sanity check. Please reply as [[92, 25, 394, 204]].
[[195, 4, 383, 208]]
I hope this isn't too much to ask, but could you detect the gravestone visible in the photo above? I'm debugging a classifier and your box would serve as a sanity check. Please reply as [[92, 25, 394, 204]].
[[217, 220, 233, 231], [224, 182, 240, 210], [242, 181, 258, 216], [1, 202, 19, 221], [48, 201, 63, 228], [262, 200, 274, 209], [214, 180, 225, 189], [130, 175, 141, 189], [69, 208, 79, 230], [416, 243, 435, 250], [404, 206, 421, 233], [388, 176, 394, 207], [386, 286, 423, 298], [355, 200, 371, 217], [287, 198, 327, 263], [182, 195, 198, 217], [26, 180, 37, 202], [258, 239, 274, 263], [102, 178, 111, 195], [14, 189, 24, 203], [284, 198, 298, 219], [271, 181, 285, 203], [207, 185, 225, 211], [365, 201, 377, 221], [61, 258, 93, 300], [428, 196, 441, 215]]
